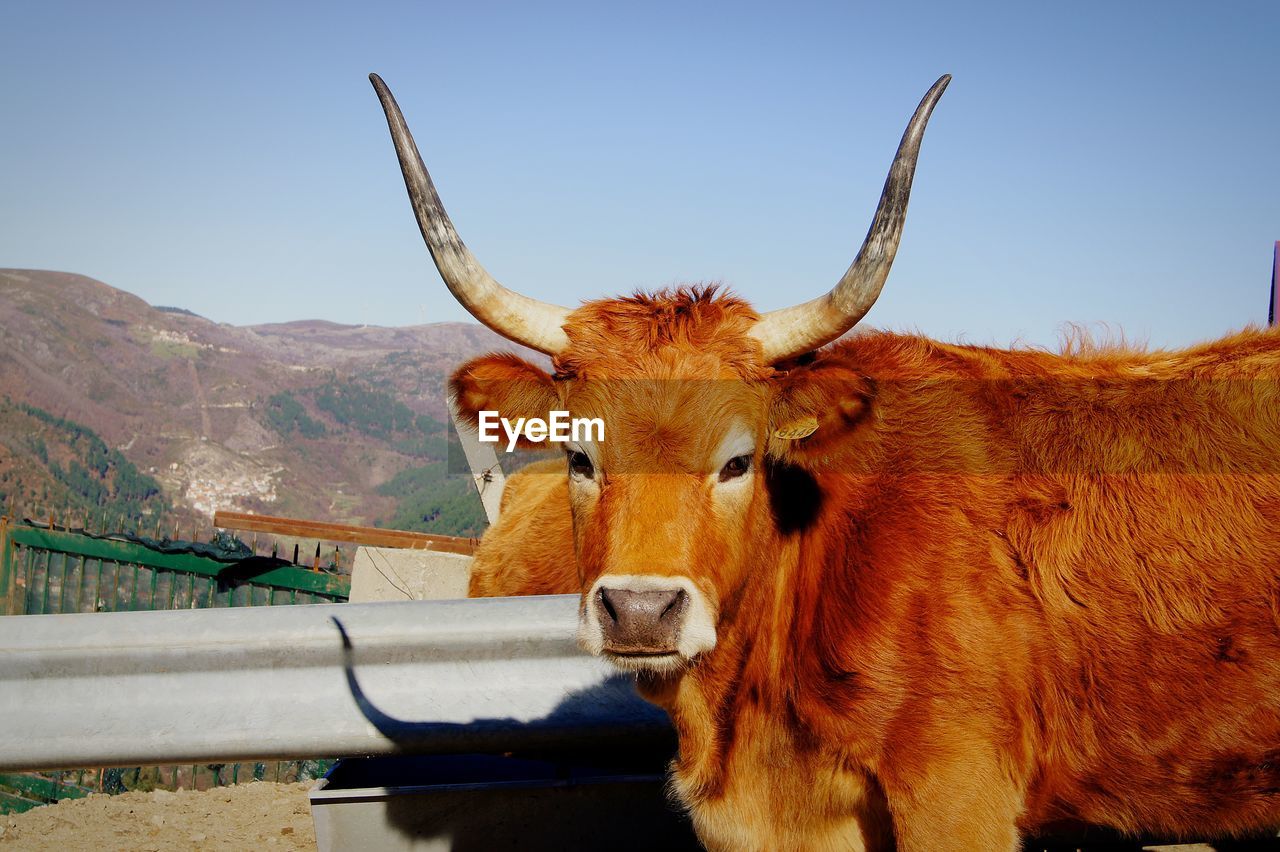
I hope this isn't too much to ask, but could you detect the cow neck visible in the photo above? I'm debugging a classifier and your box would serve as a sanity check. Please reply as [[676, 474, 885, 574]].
[[641, 517, 809, 801]]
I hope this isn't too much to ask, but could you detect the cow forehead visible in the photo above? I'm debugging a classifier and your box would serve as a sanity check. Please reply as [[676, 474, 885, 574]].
[[544, 290, 775, 471], [556, 383, 763, 475], [558, 341, 766, 382], [553, 288, 772, 382]]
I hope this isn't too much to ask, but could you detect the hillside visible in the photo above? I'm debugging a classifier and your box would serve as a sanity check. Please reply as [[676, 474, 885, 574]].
[[0, 399, 169, 527], [0, 269, 547, 536]]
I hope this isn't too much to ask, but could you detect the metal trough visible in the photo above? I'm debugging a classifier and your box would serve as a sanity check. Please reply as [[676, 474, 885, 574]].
[[310, 753, 700, 851]]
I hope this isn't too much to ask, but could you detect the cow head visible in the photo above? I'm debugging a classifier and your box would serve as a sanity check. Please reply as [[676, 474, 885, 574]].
[[371, 73, 948, 675]]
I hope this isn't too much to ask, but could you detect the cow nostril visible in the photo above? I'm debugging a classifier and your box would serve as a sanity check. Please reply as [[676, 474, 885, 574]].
[[661, 589, 688, 621], [598, 588, 619, 625]]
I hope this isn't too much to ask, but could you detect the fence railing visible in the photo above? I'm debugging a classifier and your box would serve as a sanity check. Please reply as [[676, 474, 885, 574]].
[[0, 519, 349, 617], [0, 761, 333, 814], [214, 510, 480, 556]]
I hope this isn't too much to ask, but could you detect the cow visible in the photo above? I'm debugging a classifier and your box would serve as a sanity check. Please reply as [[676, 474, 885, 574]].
[[468, 457, 578, 597], [371, 72, 1280, 850]]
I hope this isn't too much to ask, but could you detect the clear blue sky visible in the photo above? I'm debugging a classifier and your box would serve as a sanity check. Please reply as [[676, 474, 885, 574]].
[[2, 0, 1276, 349]]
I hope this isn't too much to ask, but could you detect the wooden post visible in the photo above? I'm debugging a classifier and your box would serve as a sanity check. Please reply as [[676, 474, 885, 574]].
[[0, 514, 13, 616]]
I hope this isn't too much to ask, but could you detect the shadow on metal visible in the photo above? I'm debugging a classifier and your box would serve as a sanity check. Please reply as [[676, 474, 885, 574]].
[[331, 615, 674, 756], [329, 615, 697, 850]]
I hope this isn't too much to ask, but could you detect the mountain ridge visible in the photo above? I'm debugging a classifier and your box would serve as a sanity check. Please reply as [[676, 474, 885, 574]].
[[0, 268, 536, 535]]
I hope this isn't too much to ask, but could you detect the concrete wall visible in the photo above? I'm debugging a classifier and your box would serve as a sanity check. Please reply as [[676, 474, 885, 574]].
[[349, 547, 472, 602]]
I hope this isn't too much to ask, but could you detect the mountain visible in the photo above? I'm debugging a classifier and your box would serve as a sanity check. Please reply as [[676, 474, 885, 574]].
[[0, 398, 170, 528], [0, 269, 546, 536]]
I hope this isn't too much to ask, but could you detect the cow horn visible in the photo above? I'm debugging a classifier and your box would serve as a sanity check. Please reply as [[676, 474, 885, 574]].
[[749, 75, 951, 364], [370, 73, 571, 355]]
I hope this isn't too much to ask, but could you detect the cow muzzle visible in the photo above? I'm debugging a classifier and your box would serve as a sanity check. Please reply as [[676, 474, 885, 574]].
[[597, 587, 687, 653], [577, 574, 717, 672]]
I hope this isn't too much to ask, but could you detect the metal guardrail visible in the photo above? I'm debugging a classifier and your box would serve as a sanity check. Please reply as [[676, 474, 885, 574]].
[[0, 522, 349, 616], [0, 518, 354, 809], [0, 595, 671, 771]]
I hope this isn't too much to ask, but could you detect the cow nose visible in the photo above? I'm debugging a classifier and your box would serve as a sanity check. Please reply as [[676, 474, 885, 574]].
[[596, 587, 688, 653]]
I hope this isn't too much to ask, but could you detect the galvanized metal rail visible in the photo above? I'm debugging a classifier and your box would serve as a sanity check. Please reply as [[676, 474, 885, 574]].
[[0, 596, 670, 771]]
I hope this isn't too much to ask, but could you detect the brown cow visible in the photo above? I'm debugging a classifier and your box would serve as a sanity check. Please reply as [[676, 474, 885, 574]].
[[372, 73, 1280, 850], [468, 457, 577, 597]]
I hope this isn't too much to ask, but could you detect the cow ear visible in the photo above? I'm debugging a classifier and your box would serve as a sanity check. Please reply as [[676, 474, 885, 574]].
[[449, 353, 560, 448], [767, 358, 875, 465]]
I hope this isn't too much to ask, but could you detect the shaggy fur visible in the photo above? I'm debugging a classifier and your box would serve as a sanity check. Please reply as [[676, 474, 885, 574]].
[[453, 288, 1280, 851]]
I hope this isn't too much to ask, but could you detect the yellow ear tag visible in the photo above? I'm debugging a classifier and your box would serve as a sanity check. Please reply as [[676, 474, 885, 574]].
[[773, 415, 819, 441]]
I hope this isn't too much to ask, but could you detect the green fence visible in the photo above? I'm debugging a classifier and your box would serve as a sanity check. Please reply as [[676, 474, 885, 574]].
[[0, 521, 349, 616], [0, 518, 350, 811], [0, 771, 92, 814], [0, 761, 338, 814]]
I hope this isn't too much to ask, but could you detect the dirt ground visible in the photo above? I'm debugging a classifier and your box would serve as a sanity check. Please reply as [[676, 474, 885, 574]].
[[0, 784, 1233, 851], [0, 782, 314, 851]]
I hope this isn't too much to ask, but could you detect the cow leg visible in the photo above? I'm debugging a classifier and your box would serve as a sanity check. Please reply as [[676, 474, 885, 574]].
[[885, 760, 1023, 852]]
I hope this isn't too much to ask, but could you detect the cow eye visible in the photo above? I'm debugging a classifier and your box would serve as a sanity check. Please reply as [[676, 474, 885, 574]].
[[718, 454, 752, 482], [567, 449, 595, 479]]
